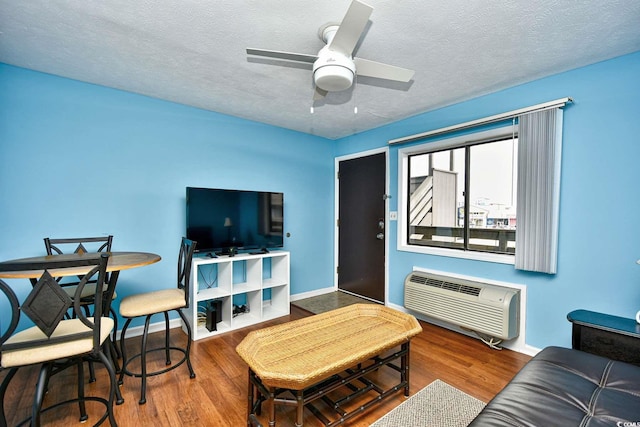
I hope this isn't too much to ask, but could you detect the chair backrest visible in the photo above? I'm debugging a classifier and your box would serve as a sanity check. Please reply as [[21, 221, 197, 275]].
[[0, 253, 110, 354], [177, 237, 197, 308], [44, 236, 113, 286], [44, 236, 113, 256], [0, 279, 20, 350]]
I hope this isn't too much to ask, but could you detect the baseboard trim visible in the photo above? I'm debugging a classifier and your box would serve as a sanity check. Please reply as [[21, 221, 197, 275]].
[[115, 318, 184, 341], [290, 286, 335, 302]]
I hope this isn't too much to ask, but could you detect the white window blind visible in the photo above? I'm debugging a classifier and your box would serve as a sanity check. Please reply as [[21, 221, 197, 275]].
[[515, 108, 563, 274]]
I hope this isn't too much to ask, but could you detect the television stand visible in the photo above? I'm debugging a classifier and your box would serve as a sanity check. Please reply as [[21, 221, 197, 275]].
[[183, 250, 290, 341]]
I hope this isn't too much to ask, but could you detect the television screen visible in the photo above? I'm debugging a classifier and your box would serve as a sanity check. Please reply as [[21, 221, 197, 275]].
[[186, 187, 284, 254]]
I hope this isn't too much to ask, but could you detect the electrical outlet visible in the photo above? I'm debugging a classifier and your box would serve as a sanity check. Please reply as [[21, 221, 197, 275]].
[[389, 211, 398, 221]]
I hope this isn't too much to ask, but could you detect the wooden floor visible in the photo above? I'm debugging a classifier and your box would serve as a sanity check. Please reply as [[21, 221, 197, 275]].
[[1, 306, 531, 426]]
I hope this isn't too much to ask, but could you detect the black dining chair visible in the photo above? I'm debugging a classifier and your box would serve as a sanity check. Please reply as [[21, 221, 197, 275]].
[[44, 236, 120, 361], [43, 236, 114, 305], [0, 253, 119, 426], [118, 237, 197, 404]]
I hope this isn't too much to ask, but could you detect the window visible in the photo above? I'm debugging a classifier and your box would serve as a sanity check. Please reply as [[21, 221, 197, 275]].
[[399, 126, 518, 263], [397, 106, 564, 271]]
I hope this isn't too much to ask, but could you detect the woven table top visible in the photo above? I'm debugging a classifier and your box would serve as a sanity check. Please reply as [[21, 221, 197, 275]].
[[236, 304, 422, 390]]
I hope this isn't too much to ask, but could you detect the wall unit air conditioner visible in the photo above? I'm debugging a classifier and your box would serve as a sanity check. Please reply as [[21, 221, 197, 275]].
[[404, 270, 519, 341]]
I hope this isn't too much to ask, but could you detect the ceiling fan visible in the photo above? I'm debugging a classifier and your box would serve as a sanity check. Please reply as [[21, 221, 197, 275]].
[[246, 0, 415, 100]]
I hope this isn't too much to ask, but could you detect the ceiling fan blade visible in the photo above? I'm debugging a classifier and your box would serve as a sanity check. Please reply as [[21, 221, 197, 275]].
[[313, 86, 328, 100], [247, 48, 317, 64], [354, 57, 415, 82], [328, 0, 373, 56]]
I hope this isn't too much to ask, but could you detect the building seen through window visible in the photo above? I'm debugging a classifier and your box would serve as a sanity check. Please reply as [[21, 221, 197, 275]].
[[407, 137, 518, 255]]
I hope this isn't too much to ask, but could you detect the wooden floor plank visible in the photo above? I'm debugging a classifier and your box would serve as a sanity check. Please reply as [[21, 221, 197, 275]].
[[0, 305, 531, 426]]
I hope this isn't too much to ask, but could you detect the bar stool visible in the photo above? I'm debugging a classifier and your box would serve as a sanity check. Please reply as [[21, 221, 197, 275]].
[[44, 236, 120, 360], [0, 253, 118, 426], [118, 237, 197, 404]]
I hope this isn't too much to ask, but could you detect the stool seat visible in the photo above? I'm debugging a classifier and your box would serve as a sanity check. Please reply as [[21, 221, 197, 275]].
[[62, 282, 114, 300], [2, 317, 113, 367], [120, 288, 186, 317]]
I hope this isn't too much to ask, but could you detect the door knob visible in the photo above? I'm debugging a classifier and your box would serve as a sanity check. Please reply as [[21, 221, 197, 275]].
[[376, 233, 384, 240]]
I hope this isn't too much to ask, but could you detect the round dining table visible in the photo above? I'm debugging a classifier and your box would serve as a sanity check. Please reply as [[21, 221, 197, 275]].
[[0, 250, 161, 350], [0, 251, 161, 279]]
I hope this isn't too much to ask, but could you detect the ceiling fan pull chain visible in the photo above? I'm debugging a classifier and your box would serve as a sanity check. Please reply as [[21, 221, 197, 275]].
[[354, 74, 358, 114]]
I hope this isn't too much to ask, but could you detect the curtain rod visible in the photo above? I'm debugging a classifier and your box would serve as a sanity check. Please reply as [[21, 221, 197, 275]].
[[388, 97, 573, 145]]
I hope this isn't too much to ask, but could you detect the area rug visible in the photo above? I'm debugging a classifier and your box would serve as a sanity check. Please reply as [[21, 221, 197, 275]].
[[370, 380, 486, 427], [291, 291, 377, 314]]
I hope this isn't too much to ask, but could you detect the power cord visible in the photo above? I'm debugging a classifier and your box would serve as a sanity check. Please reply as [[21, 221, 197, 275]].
[[233, 304, 250, 317], [197, 303, 208, 326], [197, 310, 207, 326], [199, 265, 218, 289], [472, 331, 503, 350]]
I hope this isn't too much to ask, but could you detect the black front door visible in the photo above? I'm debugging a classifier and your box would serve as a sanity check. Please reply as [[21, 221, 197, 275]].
[[338, 152, 386, 302]]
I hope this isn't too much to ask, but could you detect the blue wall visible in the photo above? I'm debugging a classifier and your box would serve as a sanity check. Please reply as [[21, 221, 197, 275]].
[[337, 51, 640, 349], [2, 50, 639, 349], [0, 64, 335, 325]]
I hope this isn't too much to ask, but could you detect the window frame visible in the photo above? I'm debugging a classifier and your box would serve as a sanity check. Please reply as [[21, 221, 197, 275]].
[[397, 125, 516, 264]]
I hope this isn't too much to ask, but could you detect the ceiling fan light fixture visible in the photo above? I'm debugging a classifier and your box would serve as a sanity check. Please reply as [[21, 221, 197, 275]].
[[313, 52, 356, 92], [314, 64, 354, 91]]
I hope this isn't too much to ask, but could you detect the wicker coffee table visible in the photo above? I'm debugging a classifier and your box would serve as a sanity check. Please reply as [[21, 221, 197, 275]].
[[236, 304, 422, 427]]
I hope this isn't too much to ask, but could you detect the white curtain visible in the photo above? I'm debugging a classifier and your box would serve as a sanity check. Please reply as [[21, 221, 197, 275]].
[[515, 108, 563, 274]]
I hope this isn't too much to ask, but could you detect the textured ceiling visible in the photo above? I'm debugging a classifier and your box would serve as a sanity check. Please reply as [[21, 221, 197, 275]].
[[1, 1, 639, 139]]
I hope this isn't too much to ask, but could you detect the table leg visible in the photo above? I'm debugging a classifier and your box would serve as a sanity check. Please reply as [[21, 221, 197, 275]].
[[402, 342, 410, 397], [105, 271, 122, 358], [247, 369, 254, 426], [268, 387, 276, 427], [295, 389, 304, 427]]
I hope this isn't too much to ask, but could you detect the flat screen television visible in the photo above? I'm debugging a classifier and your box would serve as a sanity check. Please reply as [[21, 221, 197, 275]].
[[186, 187, 284, 254]]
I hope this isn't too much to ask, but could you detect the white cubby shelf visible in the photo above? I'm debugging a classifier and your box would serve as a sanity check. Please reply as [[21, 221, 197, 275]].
[[182, 251, 290, 340]]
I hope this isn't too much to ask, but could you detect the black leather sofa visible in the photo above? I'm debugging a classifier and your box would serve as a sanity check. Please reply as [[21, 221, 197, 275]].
[[469, 346, 640, 426]]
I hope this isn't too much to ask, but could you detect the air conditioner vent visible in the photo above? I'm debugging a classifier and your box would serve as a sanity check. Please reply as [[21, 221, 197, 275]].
[[458, 285, 481, 296], [404, 271, 519, 341], [408, 274, 428, 285], [409, 274, 481, 297]]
